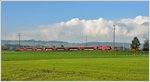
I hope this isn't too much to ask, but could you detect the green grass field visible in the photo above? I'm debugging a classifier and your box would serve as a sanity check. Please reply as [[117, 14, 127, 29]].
[[2, 50, 149, 81]]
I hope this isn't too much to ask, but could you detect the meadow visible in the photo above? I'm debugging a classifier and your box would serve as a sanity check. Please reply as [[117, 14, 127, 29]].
[[2, 50, 149, 81]]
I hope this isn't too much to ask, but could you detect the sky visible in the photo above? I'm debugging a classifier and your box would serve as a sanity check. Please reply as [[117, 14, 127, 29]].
[[2, 1, 149, 43]]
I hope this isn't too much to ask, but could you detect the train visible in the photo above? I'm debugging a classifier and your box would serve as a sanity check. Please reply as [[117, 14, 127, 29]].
[[16, 45, 112, 51]]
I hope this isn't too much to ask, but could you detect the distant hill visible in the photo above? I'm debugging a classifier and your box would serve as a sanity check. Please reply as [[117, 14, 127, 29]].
[[1, 40, 143, 49], [80, 42, 131, 48]]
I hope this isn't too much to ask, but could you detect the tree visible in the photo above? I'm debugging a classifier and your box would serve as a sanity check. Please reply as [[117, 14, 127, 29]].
[[131, 37, 140, 50], [143, 38, 149, 51], [61, 45, 64, 47]]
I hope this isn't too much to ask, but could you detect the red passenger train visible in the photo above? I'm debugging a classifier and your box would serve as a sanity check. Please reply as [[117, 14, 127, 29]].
[[16, 45, 112, 51]]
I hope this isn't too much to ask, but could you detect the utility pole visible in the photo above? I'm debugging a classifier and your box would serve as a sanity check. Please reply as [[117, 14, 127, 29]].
[[6, 40, 8, 45], [113, 25, 115, 50], [123, 42, 125, 50], [18, 33, 21, 47], [123, 36, 125, 50], [37, 40, 39, 47], [86, 35, 87, 46]]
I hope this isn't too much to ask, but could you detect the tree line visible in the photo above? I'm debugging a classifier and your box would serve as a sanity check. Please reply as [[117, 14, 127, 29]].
[[131, 36, 149, 51]]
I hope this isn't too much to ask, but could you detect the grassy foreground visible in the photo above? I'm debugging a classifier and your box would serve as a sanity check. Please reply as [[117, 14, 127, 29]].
[[2, 50, 149, 81]]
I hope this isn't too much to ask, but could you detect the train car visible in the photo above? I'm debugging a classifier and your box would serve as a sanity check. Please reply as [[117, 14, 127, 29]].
[[44, 47, 54, 51], [98, 46, 111, 50], [55, 47, 66, 51], [36, 47, 43, 51], [26, 47, 35, 51], [67, 46, 80, 50], [82, 46, 97, 50], [16, 47, 26, 51]]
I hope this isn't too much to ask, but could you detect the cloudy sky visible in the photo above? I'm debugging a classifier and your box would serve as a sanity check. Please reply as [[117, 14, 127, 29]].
[[2, 1, 149, 43]]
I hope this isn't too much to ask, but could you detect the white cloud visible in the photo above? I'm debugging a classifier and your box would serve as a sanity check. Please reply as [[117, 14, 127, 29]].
[[134, 16, 149, 24], [117, 16, 149, 37], [3, 15, 149, 43]]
